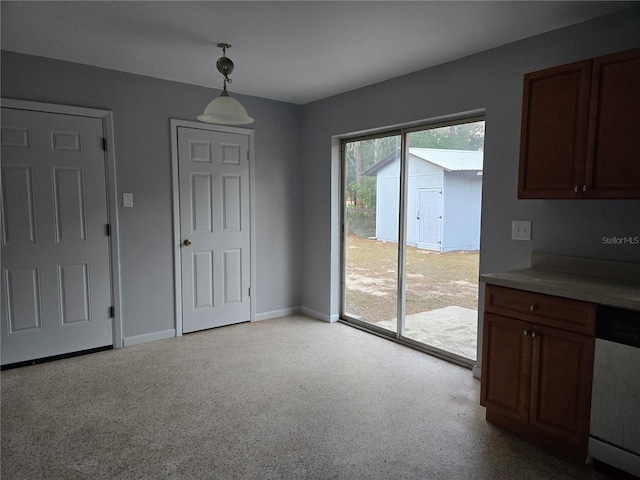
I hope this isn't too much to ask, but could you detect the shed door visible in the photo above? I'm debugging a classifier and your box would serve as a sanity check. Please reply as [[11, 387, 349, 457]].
[[1, 108, 113, 365], [416, 188, 442, 251]]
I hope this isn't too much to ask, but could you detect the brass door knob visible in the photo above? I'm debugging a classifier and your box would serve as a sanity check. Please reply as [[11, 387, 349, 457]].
[[183, 239, 192, 246]]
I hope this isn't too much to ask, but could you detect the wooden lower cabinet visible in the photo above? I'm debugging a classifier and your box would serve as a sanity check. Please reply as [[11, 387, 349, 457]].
[[481, 313, 532, 424], [481, 285, 596, 459]]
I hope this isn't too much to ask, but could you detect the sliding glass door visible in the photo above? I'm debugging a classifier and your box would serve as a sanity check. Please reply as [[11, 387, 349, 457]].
[[341, 119, 485, 363], [342, 134, 401, 334]]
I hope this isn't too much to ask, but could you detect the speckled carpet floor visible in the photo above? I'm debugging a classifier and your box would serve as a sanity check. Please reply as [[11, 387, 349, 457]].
[[1, 315, 607, 479]]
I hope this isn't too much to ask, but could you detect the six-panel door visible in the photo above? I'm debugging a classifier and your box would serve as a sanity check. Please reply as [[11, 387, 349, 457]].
[[177, 127, 251, 333], [1, 108, 113, 365]]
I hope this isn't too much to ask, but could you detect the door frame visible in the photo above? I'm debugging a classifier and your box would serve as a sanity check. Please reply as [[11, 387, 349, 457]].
[[170, 119, 256, 336], [338, 112, 485, 368], [1, 98, 124, 349]]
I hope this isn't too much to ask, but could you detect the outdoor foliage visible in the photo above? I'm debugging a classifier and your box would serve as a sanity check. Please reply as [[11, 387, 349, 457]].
[[349, 176, 377, 209], [408, 122, 485, 151], [344, 135, 399, 209], [346, 206, 376, 238]]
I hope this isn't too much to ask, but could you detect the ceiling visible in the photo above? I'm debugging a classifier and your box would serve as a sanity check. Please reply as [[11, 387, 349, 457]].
[[2, 1, 635, 105]]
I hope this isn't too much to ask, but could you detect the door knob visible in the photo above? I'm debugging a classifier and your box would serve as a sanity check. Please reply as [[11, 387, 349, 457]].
[[183, 239, 192, 246]]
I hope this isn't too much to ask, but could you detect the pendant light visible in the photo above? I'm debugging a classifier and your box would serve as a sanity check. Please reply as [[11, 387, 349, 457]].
[[198, 43, 254, 125]]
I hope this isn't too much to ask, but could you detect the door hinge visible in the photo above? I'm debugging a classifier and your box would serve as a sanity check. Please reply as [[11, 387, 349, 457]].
[[105, 224, 111, 236], [102, 138, 107, 151], [247, 150, 250, 161], [109, 306, 115, 318], [248, 287, 251, 297]]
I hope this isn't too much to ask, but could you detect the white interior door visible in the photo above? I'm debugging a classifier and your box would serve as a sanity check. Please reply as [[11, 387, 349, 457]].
[[1, 108, 113, 365], [178, 127, 251, 333]]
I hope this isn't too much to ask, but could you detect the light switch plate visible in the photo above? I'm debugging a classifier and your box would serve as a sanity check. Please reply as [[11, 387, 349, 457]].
[[512, 220, 531, 241], [123, 193, 134, 208]]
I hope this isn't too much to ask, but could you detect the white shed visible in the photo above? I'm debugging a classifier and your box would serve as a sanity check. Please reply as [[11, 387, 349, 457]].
[[365, 148, 483, 252]]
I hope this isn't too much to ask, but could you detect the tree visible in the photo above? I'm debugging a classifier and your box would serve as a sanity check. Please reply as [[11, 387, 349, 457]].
[[408, 121, 485, 151], [345, 135, 399, 208]]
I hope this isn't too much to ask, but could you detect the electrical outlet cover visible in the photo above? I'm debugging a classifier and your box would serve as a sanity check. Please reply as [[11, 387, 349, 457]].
[[512, 220, 531, 241]]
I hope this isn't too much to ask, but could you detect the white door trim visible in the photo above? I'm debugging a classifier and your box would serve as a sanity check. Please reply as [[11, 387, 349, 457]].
[[1, 98, 124, 349], [170, 119, 256, 336]]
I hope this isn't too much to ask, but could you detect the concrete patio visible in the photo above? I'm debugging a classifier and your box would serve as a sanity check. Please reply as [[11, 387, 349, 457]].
[[376, 306, 478, 360]]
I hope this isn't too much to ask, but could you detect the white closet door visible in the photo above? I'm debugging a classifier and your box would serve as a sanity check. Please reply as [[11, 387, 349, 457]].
[[1, 108, 113, 365]]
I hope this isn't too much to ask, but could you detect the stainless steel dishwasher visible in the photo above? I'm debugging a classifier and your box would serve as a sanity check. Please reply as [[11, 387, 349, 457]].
[[589, 305, 640, 477]]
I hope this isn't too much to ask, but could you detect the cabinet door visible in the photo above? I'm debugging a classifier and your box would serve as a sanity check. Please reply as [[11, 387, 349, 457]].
[[518, 60, 592, 199], [529, 325, 594, 448], [585, 48, 640, 198], [481, 313, 532, 425]]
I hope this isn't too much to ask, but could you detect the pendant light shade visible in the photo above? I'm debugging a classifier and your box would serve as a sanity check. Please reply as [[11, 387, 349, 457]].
[[198, 94, 254, 125], [198, 43, 254, 126]]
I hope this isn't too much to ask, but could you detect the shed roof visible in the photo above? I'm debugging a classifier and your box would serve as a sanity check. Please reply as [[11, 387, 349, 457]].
[[410, 148, 483, 172], [364, 148, 483, 176]]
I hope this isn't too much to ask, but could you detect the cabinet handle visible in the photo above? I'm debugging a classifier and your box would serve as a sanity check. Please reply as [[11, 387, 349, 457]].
[[574, 186, 579, 193], [583, 185, 587, 192], [531, 331, 538, 338], [523, 329, 529, 336], [530, 304, 537, 312]]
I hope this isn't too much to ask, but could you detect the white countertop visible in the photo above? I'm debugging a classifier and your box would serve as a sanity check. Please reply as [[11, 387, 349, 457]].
[[480, 253, 640, 311]]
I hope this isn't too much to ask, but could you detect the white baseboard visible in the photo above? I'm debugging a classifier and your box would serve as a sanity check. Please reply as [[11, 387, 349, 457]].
[[124, 329, 176, 347], [301, 306, 338, 323], [254, 306, 301, 321], [472, 365, 482, 379]]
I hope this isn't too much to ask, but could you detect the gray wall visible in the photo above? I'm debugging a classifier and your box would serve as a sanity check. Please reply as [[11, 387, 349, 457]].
[[3, 6, 640, 346], [1, 51, 303, 339], [300, 7, 640, 323]]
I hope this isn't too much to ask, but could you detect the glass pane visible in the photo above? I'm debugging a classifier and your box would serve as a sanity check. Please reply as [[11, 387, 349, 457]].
[[403, 121, 485, 360], [343, 135, 401, 333]]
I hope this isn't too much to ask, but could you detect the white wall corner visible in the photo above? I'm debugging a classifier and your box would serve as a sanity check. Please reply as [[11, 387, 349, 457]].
[[472, 365, 482, 380], [124, 329, 176, 347], [254, 307, 302, 322], [301, 306, 335, 323]]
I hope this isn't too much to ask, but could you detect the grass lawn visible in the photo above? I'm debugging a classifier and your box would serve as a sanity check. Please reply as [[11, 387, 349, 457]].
[[344, 235, 479, 323]]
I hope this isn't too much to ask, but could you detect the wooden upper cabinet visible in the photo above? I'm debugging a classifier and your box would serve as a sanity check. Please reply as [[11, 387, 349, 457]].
[[585, 49, 640, 198], [518, 48, 640, 199], [518, 61, 591, 199]]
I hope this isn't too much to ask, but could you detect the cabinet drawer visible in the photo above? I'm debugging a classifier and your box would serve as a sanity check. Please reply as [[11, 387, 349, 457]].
[[485, 285, 596, 335]]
